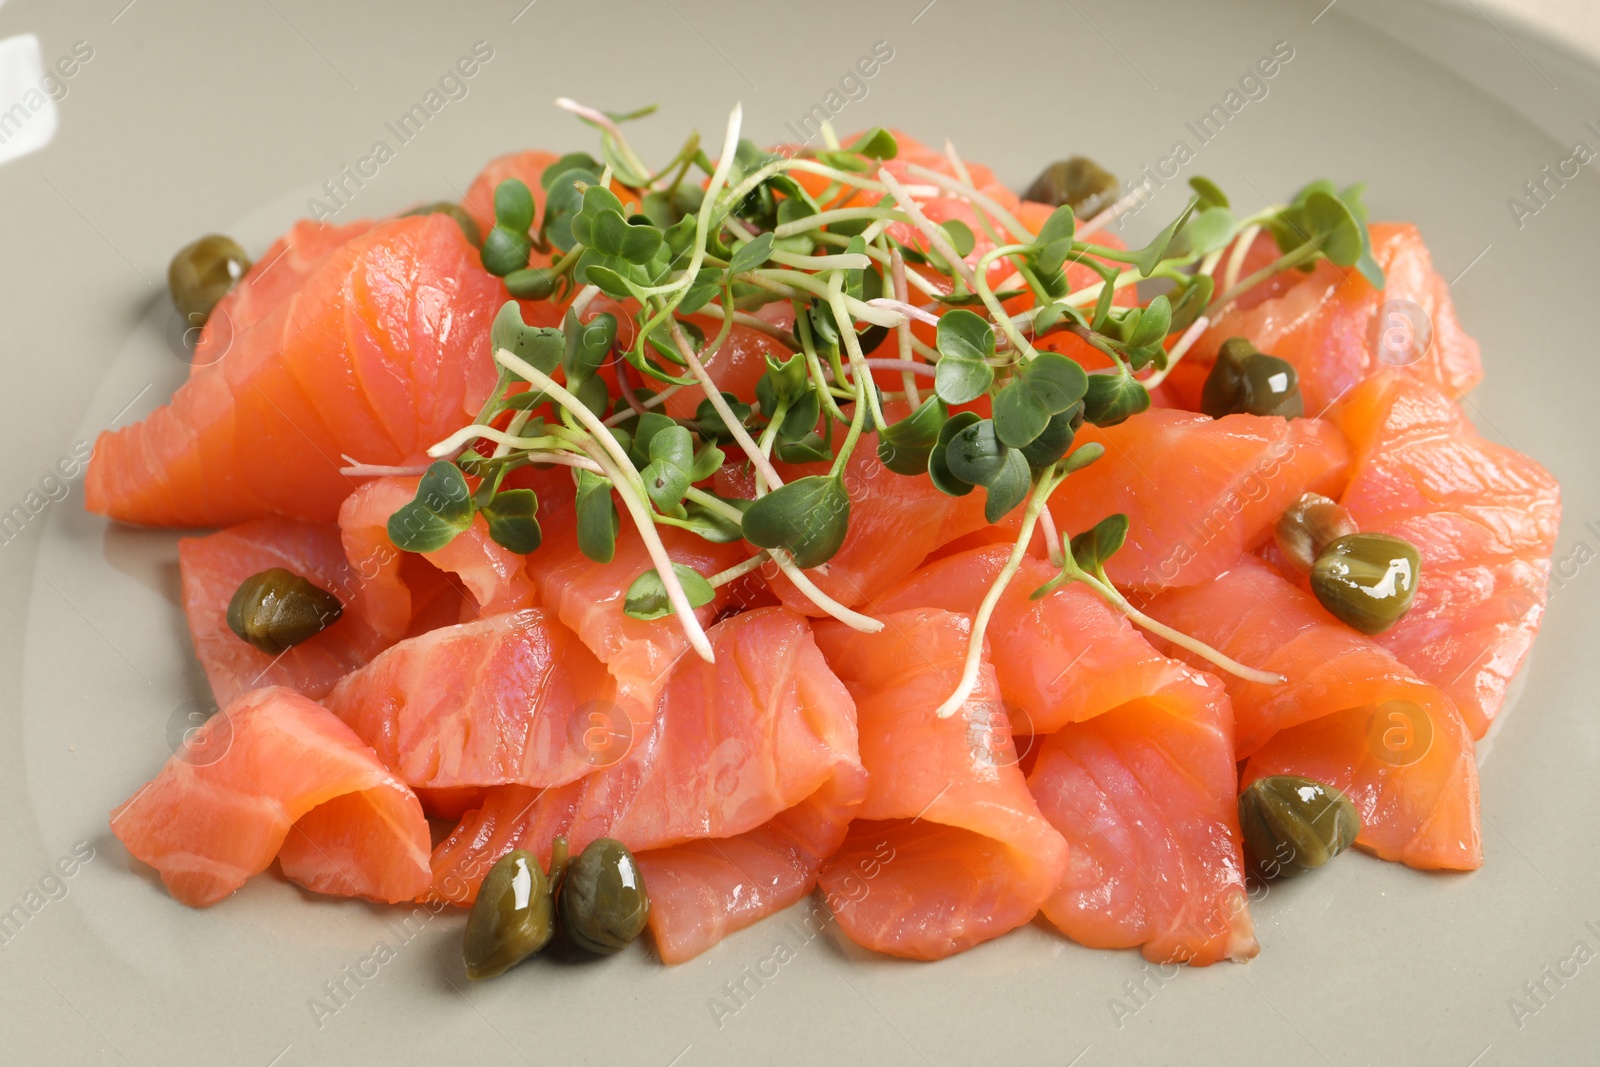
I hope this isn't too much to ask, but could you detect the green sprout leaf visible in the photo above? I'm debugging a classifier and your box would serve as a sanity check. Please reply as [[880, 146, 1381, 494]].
[[1302, 189, 1363, 268], [1019, 403, 1083, 469], [639, 424, 694, 513], [728, 232, 775, 276], [574, 469, 619, 563], [1168, 274, 1215, 333], [494, 179, 535, 233], [1070, 512, 1130, 572], [941, 219, 976, 259], [479, 488, 542, 554], [984, 449, 1031, 523], [1082, 372, 1151, 427], [846, 127, 898, 159], [944, 419, 1011, 487], [876, 396, 948, 475], [562, 309, 617, 394], [491, 301, 564, 375], [741, 475, 850, 569], [991, 352, 1090, 449], [692, 393, 755, 442], [387, 461, 474, 553], [1188, 176, 1229, 209], [929, 410, 981, 496], [934, 308, 997, 405], [624, 563, 716, 621], [1129, 197, 1199, 276]]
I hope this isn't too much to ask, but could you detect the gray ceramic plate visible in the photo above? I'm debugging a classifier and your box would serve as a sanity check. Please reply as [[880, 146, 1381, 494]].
[[2, 1, 1597, 1063]]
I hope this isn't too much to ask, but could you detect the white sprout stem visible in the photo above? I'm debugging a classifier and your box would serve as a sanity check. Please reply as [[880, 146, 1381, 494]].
[[487, 349, 643, 487], [554, 97, 653, 189], [829, 359, 937, 380], [603, 383, 679, 425], [1037, 504, 1064, 568], [1079, 572, 1285, 685], [1222, 223, 1261, 293], [905, 161, 1034, 245], [428, 423, 559, 459], [637, 103, 743, 298], [519, 451, 606, 475], [810, 231, 947, 299], [667, 318, 785, 490], [580, 440, 716, 663], [773, 206, 907, 239], [1077, 182, 1151, 240], [933, 472, 1061, 718], [708, 552, 770, 588], [875, 166, 980, 292], [1141, 315, 1211, 389], [339, 456, 430, 477], [766, 250, 873, 272], [569, 284, 601, 318], [867, 296, 941, 329], [492, 409, 535, 459], [759, 269, 904, 327], [827, 274, 889, 431], [693, 303, 800, 348], [889, 246, 922, 406], [818, 119, 841, 150]]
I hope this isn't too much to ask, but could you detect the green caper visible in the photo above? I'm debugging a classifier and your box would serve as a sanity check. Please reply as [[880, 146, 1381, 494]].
[[1021, 156, 1119, 218], [558, 837, 649, 955], [1310, 532, 1421, 635], [225, 568, 343, 655], [463, 839, 568, 980], [1199, 338, 1303, 419], [1238, 775, 1360, 879], [402, 201, 482, 247], [1274, 492, 1360, 573], [168, 235, 252, 326]]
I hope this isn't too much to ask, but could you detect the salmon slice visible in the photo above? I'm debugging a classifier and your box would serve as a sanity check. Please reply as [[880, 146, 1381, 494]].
[[86, 214, 505, 527], [1192, 224, 1483, 414], [812, 608, 1068, 960], [1241, 700, 1482, 870], [1142, 556, 1480, 870], [110, 686, 431, 906], [1028, 665, 1256, 965], [178, 518, 392, 707], [191, 218, 376, 374], [877, 546, 1198, 735], [1142, 556, 1463, 756], [323, 608, 616, 791], [1047, 409, 1350, 591], [338, 475, 539, 630], [1332, 372, 1560, 738], [428, 608, 862, 909]]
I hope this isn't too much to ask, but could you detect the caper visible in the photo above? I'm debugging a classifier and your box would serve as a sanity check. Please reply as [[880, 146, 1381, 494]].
[[1238, 775, 1360, 879], [402, 201, 482, 247], [558, 837, 649, 955], [463, 840, 568, 980], [1199, 337, 1303, 419], [1309, 532, 1421, 635], [1274, 492, 1360, 573], [1022, 156, 1119, 218], [225, 568, 344, 655], [168, 235, 252, 326]]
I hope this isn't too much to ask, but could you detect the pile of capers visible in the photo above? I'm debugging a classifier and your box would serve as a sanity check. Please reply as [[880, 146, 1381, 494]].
[[463, 836, 650, 980], [1021, 156, 1120, 218], [1201, 337, 1303, 419], [1238, 775, 1361, 879], [168, 234, 251, 328], [226, 568, 343, 655], [1274, 493, 1421, 635]]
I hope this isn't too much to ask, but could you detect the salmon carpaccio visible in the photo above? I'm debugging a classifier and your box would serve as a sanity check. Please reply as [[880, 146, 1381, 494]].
[[86, 214, 505, 527], [110, 686, 431, 906], [1144, 557, 1482, 870], [1331, 372, 1560, 739]]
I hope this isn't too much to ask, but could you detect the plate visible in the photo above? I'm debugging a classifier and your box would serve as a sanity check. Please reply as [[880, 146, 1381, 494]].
[[2, 1, 1597, 1063]]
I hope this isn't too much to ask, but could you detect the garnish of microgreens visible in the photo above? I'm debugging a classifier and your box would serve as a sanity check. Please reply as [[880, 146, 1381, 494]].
[[370, 100, 1376, 715]]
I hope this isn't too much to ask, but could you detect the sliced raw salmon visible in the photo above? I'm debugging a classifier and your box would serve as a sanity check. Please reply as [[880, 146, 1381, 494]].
[[428, 608, 862, 905], [86, 214, 505, 527], [1028, 666, 1257, 965], [1192, 224, 1483, 414], [110, 686, 431, 906], [877, 546, 1198, 735], [1332, 372, 1560, 738], [322, 608, 616, 791], [179, 518, 391, 707], [812, 608, 1068, 960], [1047, 409, 1350, 591]]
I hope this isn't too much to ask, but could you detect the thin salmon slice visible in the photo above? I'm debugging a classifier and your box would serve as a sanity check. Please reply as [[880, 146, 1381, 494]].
[[428, 608, 862, 908], [1143, 556, 1481, 870], [179, 517, 392, 707], [1047, 409, 1350, 591], [86, 214, 505, 527], [110, 686, 431, 906], [1028, 667, 1257, 965], [877, 546, 1198, 734], [1192, 224, 1483, 414], [322, 608, 616, 791], [812, 608, 1068, 960], [1332, 372, 1560, 738], [191, 218, 375, 375]]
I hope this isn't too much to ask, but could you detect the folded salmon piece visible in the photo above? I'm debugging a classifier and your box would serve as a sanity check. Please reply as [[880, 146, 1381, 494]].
[[110, 686, 431, 906], [1188, 223, 1484, 413], [86, 214, 505, 527], [1028, 666, 1257, 965], [179, 518, 394, 707], [1332, 372, 1560, 739], [322, 608, 617, 792], [1144, 556, 1481, 870], [812, 608, 1068, 960], [1046, 409, 1350, 592], [427, 608, 864, 961]]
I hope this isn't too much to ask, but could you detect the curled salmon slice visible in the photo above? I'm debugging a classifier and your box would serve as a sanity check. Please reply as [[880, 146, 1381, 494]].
[[110, 686, 430, 906], [179, 517, 392, 707], [812, 608, 1068, 960], [1332, 372, 1560, 738], [323, 608, 617, 792]]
